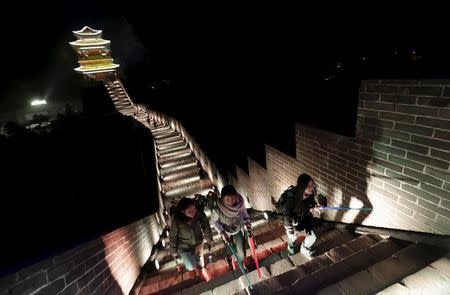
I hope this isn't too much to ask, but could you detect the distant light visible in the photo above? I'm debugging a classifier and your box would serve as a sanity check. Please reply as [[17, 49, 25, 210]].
[[362, 57, 367, 61], [263, 212, 269, 220], [30, 99, 47, 106]]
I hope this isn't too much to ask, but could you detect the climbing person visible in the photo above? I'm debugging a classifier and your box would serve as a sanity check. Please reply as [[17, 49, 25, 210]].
[[211, 185, 252, 270], [169, 197, 213, 281]]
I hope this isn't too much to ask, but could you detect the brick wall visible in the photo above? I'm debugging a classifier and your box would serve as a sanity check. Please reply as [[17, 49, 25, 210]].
[[230, 80, 450, 235], [0, 214, 163, 295]]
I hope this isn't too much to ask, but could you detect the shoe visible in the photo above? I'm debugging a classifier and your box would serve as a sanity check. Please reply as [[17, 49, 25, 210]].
[[287, 244, 299, 256], [198, 267, 210, 282], [232, 260, 238, 271], [232, 259, 248, 272], [300, 244, 315, 260]]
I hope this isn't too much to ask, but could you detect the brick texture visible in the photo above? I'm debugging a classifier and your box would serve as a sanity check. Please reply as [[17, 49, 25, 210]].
[[230, 80, 450, 235], [0, 214, 162, 295]]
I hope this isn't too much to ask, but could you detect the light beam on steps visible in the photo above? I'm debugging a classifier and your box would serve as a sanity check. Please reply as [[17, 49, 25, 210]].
[[150, 125, 168, 131], [159, 155, 196, 169], [155, 135, 182, 145], [162, 166, 201, 182], [162, 175, 201, 192], [154, 132, 179, 140], [158, 152, 193, 166], [157, 139, 186, 150], [159, 161, 198, 176], [158, 145, 189, 156], [163, 179, 214, 198], [152, 130, 175, 138], [152, 126, 171, 133], [158, 143, 188, 153], [158, 147, 190, 158]]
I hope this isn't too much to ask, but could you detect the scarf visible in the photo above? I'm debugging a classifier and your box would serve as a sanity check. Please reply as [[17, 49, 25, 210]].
[[217, 194, 245, 218]]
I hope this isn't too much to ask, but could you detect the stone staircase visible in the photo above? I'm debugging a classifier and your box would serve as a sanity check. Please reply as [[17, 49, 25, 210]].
[[131, 111, 214, 200], [105, 80, 135, 116], [104, 78, 214, 201], [137, 212, 450, 295]]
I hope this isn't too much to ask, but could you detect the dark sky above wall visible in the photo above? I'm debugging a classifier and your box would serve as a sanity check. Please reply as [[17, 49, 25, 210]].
[[1, 3, 449, 172]]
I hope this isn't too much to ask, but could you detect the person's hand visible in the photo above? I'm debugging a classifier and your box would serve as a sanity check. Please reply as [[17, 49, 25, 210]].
[[221, 231, 230, 242], [245, 220, 252, 231], [170, 249, 179, 259], [310, 205, 323, 214]]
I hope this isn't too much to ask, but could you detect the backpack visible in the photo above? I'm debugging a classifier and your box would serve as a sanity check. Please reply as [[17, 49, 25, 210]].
[[272, 185, 296, 214]]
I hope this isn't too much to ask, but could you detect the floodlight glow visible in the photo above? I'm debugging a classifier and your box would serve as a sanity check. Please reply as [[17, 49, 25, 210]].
[[30, 99, 47, 106]]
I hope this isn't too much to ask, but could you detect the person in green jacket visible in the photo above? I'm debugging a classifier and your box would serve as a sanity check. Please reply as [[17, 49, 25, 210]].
[[169, 197, 213, 280]]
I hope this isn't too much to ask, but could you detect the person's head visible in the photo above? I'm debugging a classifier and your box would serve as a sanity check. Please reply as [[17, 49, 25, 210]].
[[221, 185, 238, 207], [176, 197, 197, 219], [296, 173, 316, 196]]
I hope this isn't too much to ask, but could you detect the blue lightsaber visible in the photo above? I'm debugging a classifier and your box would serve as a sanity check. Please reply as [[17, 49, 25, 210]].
[[226, 242, 253, 289], [320, 206, 372, 211]]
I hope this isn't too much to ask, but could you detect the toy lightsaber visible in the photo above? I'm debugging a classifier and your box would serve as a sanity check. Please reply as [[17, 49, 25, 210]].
[[248, 233, 262, 279], [226, 242, 253, 289], [320, 206, 372, 211]]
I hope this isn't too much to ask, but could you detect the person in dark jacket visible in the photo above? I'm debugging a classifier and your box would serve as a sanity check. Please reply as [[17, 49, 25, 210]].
[[283, 173, 323, 258], [211, 185, 251, 269], [169, 197, 213, 280]]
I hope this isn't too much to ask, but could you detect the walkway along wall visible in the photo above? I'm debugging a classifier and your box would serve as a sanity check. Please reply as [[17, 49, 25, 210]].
[[229, 80, 450, 235]]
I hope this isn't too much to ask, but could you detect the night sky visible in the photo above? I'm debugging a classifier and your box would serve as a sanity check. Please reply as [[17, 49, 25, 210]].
[[2, 3, 450, 196]]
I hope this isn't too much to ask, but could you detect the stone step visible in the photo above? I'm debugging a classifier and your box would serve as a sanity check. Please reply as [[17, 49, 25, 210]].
[[141, 214, 449, 295], [377, 264, 450, 295], [153, 216, 278, 271], [162, 175, 202, 192], [142, 219, 284, 294], [320, 242, 446, 294], [282, 238, 408, 294], [182, 229, 357, 295], [154, 131, 180, 141], [152, 126, 172, 133], [158, 147, 191, 159], [158, 151, 193, 166], [158, 144, 189, 157], [163, 179, 214, 198], [162, 166, 201, 183], [159, 155, 197, 171], [157, 139, 187, 151], [150, 131, 179, 139], [150, 124, 168, 131], [157, 140, 187, 152], [156, 134, 182, 145], [159, 161, 199, 178], [232, 232, 368, 294]]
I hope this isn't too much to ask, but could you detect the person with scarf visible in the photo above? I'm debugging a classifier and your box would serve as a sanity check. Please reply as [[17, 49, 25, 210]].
[[169, 197, 213, 281], [211, 185, 251, 269]]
